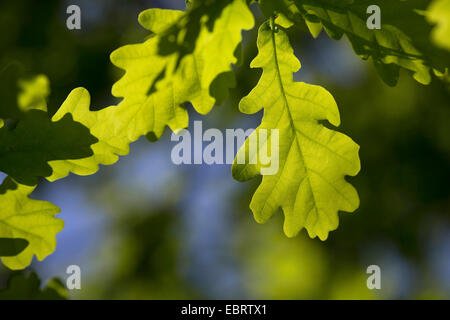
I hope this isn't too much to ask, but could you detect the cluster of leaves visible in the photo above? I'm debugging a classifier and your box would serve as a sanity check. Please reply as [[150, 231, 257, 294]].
[[0, 0, 449, 278], [260, 0, 450, 85]]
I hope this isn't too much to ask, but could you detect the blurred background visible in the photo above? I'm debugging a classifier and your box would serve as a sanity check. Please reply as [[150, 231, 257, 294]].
[[0, 0, 449, 299]]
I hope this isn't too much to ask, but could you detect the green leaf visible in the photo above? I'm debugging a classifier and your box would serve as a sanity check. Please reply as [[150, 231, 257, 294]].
[[427, 0, 450, 51], [262, 0, 450, 86], [110, 0, 254, 140], [0, 177, 63, 270], [47, 87, 185, 181], [154, 0, 254, 108], [154, 0, 254, 113], [0, 272, 67, 300], [137, 8, 185, 35], [0, 238, 28, 257], [17, 74, 50, 113], [232, 21, 360, 240], [0, 108, 97, 186], [46, 88, 132, 181]]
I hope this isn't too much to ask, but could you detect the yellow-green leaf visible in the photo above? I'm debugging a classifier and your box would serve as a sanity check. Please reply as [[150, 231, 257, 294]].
[[47, 87, 188, 181], [47, 88, 130, 181], [110, 0, 254, 140], [233, 21, 360, 240], [0, 177, 63, 270]]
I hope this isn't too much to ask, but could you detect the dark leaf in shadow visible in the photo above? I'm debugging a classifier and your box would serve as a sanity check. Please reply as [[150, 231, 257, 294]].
[[157, 0, 234, 67], [0, 109, 98, 186], [0, 238, 28, 257], [0, 176, 17, 195]]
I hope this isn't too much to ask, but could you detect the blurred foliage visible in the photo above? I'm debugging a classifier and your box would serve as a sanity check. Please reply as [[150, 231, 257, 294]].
[[0, 0, 152, 113], [427, 0, 450, 51], [78, 205, 202, 299], [17, 75, 50, 112]]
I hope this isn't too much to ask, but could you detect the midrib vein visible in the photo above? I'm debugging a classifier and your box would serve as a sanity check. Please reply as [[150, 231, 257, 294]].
[[269, 20, 320, 218]]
